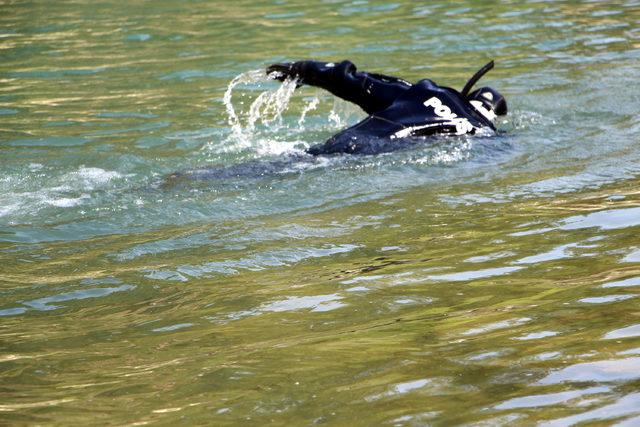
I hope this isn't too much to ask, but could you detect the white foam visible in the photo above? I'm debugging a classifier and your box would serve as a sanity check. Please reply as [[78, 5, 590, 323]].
[[415, 139, 473, 165], [0, 201, 21, 217], [64, 167, 121, 188], [45, 194, 90, 208], [0, 167, 121, 218], [255, 137, 308, 156]]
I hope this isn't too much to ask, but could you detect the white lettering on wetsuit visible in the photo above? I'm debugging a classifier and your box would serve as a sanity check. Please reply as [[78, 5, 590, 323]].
[[469, 100, 497, 121], [423, 96, 474, 135]]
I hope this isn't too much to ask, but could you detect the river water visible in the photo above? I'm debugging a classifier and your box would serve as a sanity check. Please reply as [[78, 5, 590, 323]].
[[2, 0, 640, 425]]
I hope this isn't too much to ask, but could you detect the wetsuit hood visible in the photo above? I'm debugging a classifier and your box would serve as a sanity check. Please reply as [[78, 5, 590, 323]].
[[459, 60, 507, 122], [468, 87, 507, 122]]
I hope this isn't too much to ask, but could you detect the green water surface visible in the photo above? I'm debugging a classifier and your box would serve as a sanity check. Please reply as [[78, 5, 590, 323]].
[[2, 0, 640, 425]]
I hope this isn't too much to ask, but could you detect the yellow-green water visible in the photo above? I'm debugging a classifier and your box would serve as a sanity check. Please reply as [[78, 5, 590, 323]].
[[2, 0, 640, 425]]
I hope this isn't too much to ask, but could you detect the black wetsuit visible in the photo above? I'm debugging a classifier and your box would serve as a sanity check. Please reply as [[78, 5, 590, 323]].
[[279, 60, 496, 155]]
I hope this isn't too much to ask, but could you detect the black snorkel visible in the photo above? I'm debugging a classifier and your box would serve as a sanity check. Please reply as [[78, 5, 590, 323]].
[[460, 60, 494, 97]]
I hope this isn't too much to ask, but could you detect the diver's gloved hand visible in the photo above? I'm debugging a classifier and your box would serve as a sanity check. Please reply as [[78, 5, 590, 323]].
[[266, 60, 337, 86], [266, 62, 299, 81]]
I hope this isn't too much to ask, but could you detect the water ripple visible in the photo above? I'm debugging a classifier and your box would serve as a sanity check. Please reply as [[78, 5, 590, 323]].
[[604, 324, 640, 340], [494, 386, 609, 410], [541, 393, 640, 426], [539, 358, 640, 384], [146, 244, 359, 280]]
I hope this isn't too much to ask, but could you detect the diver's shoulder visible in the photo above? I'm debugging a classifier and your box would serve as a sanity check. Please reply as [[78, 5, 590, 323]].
[[413, 79, 461, 96], [414, 78, 438, 88]]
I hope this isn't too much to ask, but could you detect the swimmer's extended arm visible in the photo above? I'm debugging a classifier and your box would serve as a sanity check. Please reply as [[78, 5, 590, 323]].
[[267, 60, 411, 115]]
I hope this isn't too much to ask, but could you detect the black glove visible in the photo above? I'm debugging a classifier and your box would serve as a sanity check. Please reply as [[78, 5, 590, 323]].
[[266, 62, 299, 81]]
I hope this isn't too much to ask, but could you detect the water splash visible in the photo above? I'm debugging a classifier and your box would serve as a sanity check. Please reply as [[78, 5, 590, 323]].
[[327, 97, 362, 129], [217, 70, 368, 158], [501, 110, 555, 132], [220, 69, 300, 154], [298, 97, 319, 128], [424, 138, 473, 165], [222, 69, 263, 146]]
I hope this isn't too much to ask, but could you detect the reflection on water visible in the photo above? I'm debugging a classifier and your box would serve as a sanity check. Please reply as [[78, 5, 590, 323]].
[[541, 393, 640, 427], [539, 358, 640, 384], [602, 276, 640, 288], [579, 294, 635, 304], [22, 284, 135, 311], [260, 294, 345, 313], [2, 0, 640, 425], [605, 324, 640, 340], [494, 386, 610, 410]]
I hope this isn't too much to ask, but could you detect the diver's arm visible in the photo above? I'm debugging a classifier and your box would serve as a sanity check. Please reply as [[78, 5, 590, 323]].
[[267, 60, 411, 114]]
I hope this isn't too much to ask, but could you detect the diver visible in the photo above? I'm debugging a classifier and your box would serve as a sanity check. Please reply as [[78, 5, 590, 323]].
[[162, 60, 507, 186], [267, 60, 507, 155]]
